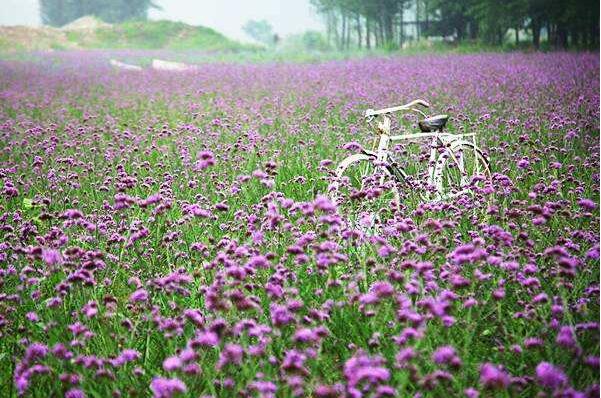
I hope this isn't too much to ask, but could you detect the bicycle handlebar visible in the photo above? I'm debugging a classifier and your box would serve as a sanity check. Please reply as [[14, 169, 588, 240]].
[[364, 99, 430, 118]]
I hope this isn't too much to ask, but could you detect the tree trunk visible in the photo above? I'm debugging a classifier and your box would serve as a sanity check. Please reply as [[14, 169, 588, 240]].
[[547, 22, 554, 46], [341, 13, 346, 50], [571, 28, 580, 48], [325, 11, 331, 46], [515, 27, 519, 44], [375, 20, 380, 47], [557, 25, 568, 48], [332, 12, 340, 49], [399, 9, 404, 48], [468, 20, 479, 40], [532, 19, 540, 49], [346, 17, 351, 49], [425, 0, 430, 36], [366, 19, 371, 49], [456, 23, 465, 42], [383, 13, 393, 46], [356, 14, 362, 48], [416, 0, 420, 40]]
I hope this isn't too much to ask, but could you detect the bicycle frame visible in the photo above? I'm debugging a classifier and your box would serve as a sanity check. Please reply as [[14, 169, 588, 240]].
[[368, 114, 480, 197]]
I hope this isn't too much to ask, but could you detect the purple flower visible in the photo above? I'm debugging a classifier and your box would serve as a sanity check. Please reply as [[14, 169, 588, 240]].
[[314, 195, 336, 212], [150, 377, 187, 398], [42, 248, 62, 266], [344, 352, 390, 392], [524, 337, 544, 348], [517, 158, 530, 169], [25, 343, 48, 361], [584, 356, 599, 368], [163, 356, 182, 371], [314, 384, 341, 398], [556, 326, 576, 348], [432, 346, 461, 367], [178, 348, 197, 363], [369, 281, 395, 298], [65, 388, 86, 398], [577, 198, 596, 211], [535, 362, 568, 389], [270, 304, 294, 327], [586, 245, 600, 260], [281, 349, 308, 375], [129, 289, 148, 303], [113, 349, 140, 366], [62, 209, 83, 219], [217, 344, 244, 369], [193, 330, 219, 347], [246, 255, 270, 269], [250, 380, 277, 396], [395, 347, 416, 367], [25, 312, 39, 322], [479, 363, 510, 389], [195, 150, 215, 170], [293, 328, 319, 344]]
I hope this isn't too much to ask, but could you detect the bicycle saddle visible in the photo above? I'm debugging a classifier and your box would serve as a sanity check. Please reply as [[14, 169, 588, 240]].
[[419, 114, 448, 132]]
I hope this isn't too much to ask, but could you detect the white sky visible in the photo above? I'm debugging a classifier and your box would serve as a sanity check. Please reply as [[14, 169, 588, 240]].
[[0, 0, 325, 42]]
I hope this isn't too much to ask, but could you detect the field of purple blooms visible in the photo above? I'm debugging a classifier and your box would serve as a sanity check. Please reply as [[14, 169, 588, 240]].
[[0, 51, 599, 398]]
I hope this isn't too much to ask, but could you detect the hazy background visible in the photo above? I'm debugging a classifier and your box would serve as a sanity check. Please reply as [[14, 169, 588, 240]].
[[0, 0, 324, 42], [0, 0, 597, 58]]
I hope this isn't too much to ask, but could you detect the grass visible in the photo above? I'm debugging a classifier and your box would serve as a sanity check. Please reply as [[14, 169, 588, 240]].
[[0, 19, 252, 54], [90, 20, 248, 51], [0, 51, 598, 397]]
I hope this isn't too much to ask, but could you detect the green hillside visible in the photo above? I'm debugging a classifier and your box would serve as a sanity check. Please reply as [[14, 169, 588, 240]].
[[0, 19, 250, 52], [77, 20, 246, 50]]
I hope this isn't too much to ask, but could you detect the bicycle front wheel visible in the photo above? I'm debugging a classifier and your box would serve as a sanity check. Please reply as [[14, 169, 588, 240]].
[[431, 141, 491, 201], [329, 153, 400, 232]]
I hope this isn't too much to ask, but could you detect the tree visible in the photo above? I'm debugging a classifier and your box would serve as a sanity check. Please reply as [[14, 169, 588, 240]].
[[40, 0, 159, 26], [309, 0, 598, 50], [242, 20, 276, 47], [427, 0, 476, 41]]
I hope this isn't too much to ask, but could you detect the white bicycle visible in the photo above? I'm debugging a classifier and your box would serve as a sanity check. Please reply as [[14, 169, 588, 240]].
[[328, 99, 491, 230]]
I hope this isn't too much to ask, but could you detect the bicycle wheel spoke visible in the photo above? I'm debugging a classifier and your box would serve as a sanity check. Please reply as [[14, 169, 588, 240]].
[[435, 143, 491, 202], [331, 156, 400, 233]]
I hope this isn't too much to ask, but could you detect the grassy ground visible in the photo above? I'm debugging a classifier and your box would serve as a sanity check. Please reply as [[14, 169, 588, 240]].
[[0, 20, 251, 53], [0, 51, 598, 397]]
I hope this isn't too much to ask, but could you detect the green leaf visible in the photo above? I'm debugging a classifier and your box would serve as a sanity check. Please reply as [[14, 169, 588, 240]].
[[22, 198, 34, 209]]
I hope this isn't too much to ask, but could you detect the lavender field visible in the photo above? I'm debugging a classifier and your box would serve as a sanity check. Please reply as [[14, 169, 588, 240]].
[[0, 51, 599, 397]]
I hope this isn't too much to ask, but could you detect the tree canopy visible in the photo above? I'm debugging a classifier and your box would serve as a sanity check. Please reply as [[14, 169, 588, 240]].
[[242, 20, 276, 47], [40, 0, 160, 26]]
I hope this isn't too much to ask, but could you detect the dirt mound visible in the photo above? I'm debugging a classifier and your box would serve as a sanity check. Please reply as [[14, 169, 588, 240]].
[[0, 25, 76, 51], [62, 16, 111, 31]]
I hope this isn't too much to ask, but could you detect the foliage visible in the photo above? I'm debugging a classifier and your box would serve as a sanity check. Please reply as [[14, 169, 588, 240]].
[[242, 19, 276, 47], [301, 31, 332, 51], [40, 0, 160, 26], [279, 31, 333, 52], [310, 0, 599, 49]]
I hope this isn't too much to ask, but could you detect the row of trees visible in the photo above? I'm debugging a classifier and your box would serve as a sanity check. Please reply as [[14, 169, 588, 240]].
[[40, 0, 159, 26], [310, 0, 599, 50]]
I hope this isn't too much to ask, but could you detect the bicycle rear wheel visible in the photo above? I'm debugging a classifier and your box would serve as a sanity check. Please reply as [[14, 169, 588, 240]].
[[329, 153, 400, 233], [431, 141, 491, 201]]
